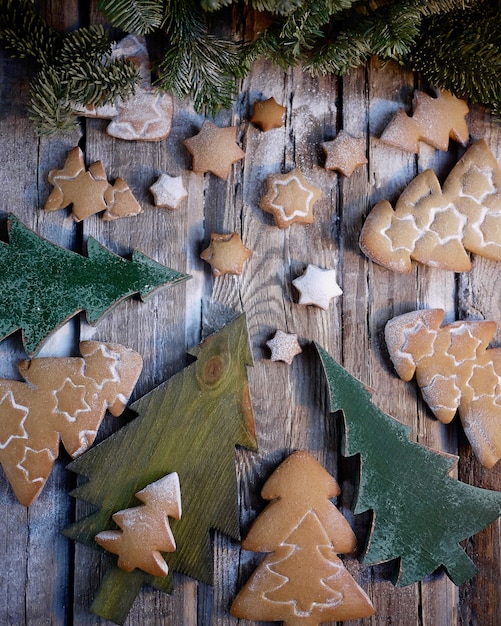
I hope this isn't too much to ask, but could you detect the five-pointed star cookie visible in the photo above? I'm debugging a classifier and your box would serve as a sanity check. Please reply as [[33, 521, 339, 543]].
[[200, 232, 252, 277], [321, 130, 368, 177], [266, 330, 302, 364], [183, 120, 245, 179], [251, 97, 286, 132], [259, 168, 322, 228], [292, 264, 343, 310], [149, 173, 188, 209]]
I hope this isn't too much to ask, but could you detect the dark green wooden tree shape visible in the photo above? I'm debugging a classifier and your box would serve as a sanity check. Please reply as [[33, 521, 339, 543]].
[[64, 314, 257, 624], [316, 343, 501, 587], [0, 214, 189, 355]]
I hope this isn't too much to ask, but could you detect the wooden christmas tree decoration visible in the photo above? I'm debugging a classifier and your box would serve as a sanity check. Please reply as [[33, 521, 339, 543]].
[[385, 308, 501, 469], [64, 314, 257, 624], [316, 344, 501, 586], [0, 215, 189, 355], [95, 472, 181, 577], [231, 451, 375, 624], [0, 341, 142, 506], [359, 139, 501, 272]]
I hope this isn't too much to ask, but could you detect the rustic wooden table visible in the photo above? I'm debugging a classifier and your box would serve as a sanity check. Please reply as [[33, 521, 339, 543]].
[[1, 3, 500, 625]]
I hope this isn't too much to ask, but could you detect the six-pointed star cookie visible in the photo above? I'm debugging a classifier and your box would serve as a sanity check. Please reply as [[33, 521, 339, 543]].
[[260, 168, 322, 228], [251, 97, 286, 132], [183, 120, 245, 179], [149, 173, 188, 209], [200, 232, 252, 277], [322, 130, 368, 177], [292, 264, 343, 310], [266, 330, 302, 364]]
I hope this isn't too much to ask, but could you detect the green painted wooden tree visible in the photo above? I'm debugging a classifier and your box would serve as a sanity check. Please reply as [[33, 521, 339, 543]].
[[0, 214, 189, 355], [64, 314, 257, 624], [315, 343, 501, 587]]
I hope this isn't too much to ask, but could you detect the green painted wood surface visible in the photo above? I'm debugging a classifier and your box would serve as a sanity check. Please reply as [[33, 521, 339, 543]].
[[0, 215, 189, 355], [316, 343, 501, 586], [64, 314, 257, 623]]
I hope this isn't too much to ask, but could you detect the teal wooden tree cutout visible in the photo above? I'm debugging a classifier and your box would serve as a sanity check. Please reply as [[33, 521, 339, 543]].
[[64, 314, 257, 624], [316, 344, 501, 587], [0, 214, 189, 355]]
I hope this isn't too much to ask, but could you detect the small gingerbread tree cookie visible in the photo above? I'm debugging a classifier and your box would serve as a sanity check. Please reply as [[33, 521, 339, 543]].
[[95, 472, 182, 577], [231, 451, 375, 625]]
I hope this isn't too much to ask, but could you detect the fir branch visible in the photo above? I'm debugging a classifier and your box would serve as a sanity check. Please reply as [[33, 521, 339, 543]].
[[98, 0, 164, 34], [0, 0, 60, 64], [156, 0, 243, 114], [410, 0, 501, 113]]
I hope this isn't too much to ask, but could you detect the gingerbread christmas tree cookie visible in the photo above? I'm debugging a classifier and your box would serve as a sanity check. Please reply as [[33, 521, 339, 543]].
[[251, 96, 286, 132], [0, 341, 142, 505], [95, 472, 181, 577], [359, 139, 501, 272], [322, 130, 367, 177], [381, 90, 469, 153], [200, 232, 252, 277], [0, 215, 189, 355], [260, 168, 322, 228], [44, 146, 142, 221], [183, 120, 245, 179], [231, 451, 375, 624], [385, 308, 501, 469]]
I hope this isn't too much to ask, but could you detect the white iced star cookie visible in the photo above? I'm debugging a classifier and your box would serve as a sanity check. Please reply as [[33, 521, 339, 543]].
[[149, 174, 188, 209], [292, 264, 343, 310], [266, 330, 302, 364]]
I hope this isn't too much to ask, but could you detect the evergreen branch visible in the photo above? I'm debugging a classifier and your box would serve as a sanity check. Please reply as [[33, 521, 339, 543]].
[[156, 0, 243, 114], [0, 0, 60, 64], [410, 1, 501, 113], [98, 0, 164, 34]]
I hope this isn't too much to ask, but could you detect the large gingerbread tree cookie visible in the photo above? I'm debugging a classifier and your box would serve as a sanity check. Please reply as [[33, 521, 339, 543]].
[[0, 341, 142, 505], [359, 139, 501, 272]]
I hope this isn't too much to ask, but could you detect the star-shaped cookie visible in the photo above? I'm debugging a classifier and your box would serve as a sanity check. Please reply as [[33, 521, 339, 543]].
[[292, 264, 343, 310], [259, 168, 322, 228], [200, 232, 252, 277], [322, 130, 368, 177], [149, 174, 187, 209], [183, 121, 245, 179], [251, 97, 286, 132], [266, 330, 302, 364]]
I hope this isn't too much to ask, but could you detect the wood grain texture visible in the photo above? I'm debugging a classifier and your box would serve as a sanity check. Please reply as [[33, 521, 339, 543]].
[[1, 3, 501, 625]]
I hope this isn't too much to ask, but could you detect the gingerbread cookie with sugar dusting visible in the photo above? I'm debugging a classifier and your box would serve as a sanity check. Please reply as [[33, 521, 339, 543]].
[[183, 120, 245, 179], [44, 146, 142, 221], [0, 341, 142, 505], [380, 90, 469, 153], [260, 168, 322, 228]]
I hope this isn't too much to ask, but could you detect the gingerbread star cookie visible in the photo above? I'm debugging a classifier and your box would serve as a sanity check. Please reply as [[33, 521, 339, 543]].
[[260, 168, 322, 228], [292, 264, 343, 310], [200, 232, 252, 277], [381, 90, 469, 153], [44, 146, 142, 221], [251, 97, 286, 132], [322, 130, 367, 177], [149, 173, 188, 209], [266, 330, 302, 364], [183, 121, 245, 179]]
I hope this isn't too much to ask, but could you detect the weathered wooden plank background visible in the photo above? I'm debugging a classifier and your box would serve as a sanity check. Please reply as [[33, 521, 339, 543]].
[[1, 2, 500, 625]]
